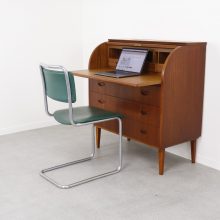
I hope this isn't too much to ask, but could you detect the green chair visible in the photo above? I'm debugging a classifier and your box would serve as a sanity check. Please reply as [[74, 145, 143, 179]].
[[39, 64, 123, 189]]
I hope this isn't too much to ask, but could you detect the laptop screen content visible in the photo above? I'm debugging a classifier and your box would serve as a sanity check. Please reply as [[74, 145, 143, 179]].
[[116, 48, 148, 73]]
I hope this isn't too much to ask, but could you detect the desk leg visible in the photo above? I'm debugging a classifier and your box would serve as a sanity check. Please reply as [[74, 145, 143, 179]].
[[158, 149, 165, 175], [96, 127, 101, 148], [191, 140, 196, 163]]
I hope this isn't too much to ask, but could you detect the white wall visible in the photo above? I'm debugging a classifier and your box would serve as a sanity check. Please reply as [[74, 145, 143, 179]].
[[82, 0, 220, 170], [0, 0, 83, 135]]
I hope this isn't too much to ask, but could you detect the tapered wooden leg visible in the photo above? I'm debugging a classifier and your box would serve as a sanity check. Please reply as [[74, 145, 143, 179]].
[[96, 127, 101, 148], [158, 148, 165, 175], [127, 138, 131, 141], [191, 140, 196, 163]]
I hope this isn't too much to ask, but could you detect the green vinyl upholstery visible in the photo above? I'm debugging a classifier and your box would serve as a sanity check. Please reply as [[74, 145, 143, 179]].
[[42, 68, 76, 103], [54, 106, 123, 125]]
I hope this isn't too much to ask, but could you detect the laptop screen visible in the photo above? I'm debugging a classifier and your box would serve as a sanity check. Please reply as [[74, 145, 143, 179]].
[[116, 48, 148, 73]]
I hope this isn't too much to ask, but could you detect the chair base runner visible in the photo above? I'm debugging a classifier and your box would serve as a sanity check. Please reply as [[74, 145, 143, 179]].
[[40, 118, 122, 189], [40, 157, 121, 189]]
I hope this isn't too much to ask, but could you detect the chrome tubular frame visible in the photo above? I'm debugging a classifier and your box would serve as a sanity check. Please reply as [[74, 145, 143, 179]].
[[39, 64, 122, 189]]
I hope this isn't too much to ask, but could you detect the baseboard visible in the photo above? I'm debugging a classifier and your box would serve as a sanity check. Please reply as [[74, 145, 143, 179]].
[[167, 148, 220, 171], [196, 154, 220, 171], [0, 120, 58, 136]]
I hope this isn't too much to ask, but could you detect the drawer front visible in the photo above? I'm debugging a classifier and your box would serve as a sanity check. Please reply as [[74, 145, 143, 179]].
[[139, 104, 160, 125], [123, 119, 159, 146], [132, 122, 159, 146], [90, 92, 160, 126], [89, 79, 160, 106], [95, 118, 159, 147]]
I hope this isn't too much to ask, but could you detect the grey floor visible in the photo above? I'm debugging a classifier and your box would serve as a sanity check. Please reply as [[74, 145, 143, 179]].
[[0, 125, 220, 220]]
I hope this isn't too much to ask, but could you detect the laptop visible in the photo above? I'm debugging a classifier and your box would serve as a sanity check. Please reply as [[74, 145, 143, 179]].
[[95, 48, 148, 78]]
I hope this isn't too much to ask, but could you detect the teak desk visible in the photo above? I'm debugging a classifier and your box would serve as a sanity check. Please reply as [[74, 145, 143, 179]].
[[72, 39, 206, 175]]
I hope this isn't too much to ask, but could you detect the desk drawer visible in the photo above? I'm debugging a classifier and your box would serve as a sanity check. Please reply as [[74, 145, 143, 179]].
[[123, 119, 159, 146], [89, 79, 160, 106], [133, 122, 160, 146], [96, 118, 160, 147], [90, 92, 160, 126]]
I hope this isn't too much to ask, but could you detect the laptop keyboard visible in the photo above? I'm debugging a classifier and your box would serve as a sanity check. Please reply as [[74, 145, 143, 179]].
[[95, 71, 139, 78]]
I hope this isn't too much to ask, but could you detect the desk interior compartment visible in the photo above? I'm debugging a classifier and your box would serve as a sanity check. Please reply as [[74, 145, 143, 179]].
[[108, 46, 171, 73]]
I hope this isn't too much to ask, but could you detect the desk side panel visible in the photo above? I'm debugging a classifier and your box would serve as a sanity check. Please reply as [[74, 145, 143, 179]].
[[160, 44, 206, 147]]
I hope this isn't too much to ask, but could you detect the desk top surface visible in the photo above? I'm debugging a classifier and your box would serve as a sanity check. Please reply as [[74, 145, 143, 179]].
[[71, 69, 161, 87]]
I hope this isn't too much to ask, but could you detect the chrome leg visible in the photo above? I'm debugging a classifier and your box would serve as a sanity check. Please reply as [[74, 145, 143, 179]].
[[40, 119, 122, 189], [118, 118, 122, 171], [91, 124, 96, 157]]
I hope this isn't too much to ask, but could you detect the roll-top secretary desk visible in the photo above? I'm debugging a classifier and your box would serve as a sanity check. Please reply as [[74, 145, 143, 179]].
[[72, 39, 206, 175]]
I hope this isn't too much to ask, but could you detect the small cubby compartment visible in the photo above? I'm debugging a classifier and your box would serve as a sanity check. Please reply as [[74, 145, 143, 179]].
[[108, 47, 122, 68], [108, 47, 121, 59], [146, 50, 153, 62], [158, 51, 170, 64], [151, 50, 171, 64]]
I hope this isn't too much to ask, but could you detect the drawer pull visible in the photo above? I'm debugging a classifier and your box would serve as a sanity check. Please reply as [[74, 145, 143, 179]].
[[140, 129, 147, 134], [140, 110, 148, 115], [98, 82, 105, 87], [140, 90, 149, 96], [98, 99, 105, 104]]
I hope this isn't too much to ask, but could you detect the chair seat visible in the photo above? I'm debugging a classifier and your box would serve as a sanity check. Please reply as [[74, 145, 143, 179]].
[[53, 106, 123, 125]]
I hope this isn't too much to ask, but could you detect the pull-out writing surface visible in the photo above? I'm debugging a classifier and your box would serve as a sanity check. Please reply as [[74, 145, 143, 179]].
[[72, 69, 162, 87]]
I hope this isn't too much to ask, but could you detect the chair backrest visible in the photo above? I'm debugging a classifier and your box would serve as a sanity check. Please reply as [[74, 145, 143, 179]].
[[40, 65, 76, 103]]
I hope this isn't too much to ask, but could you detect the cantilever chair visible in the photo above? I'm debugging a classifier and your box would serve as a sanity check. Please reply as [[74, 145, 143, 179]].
[[39, 64, 123, 189]]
